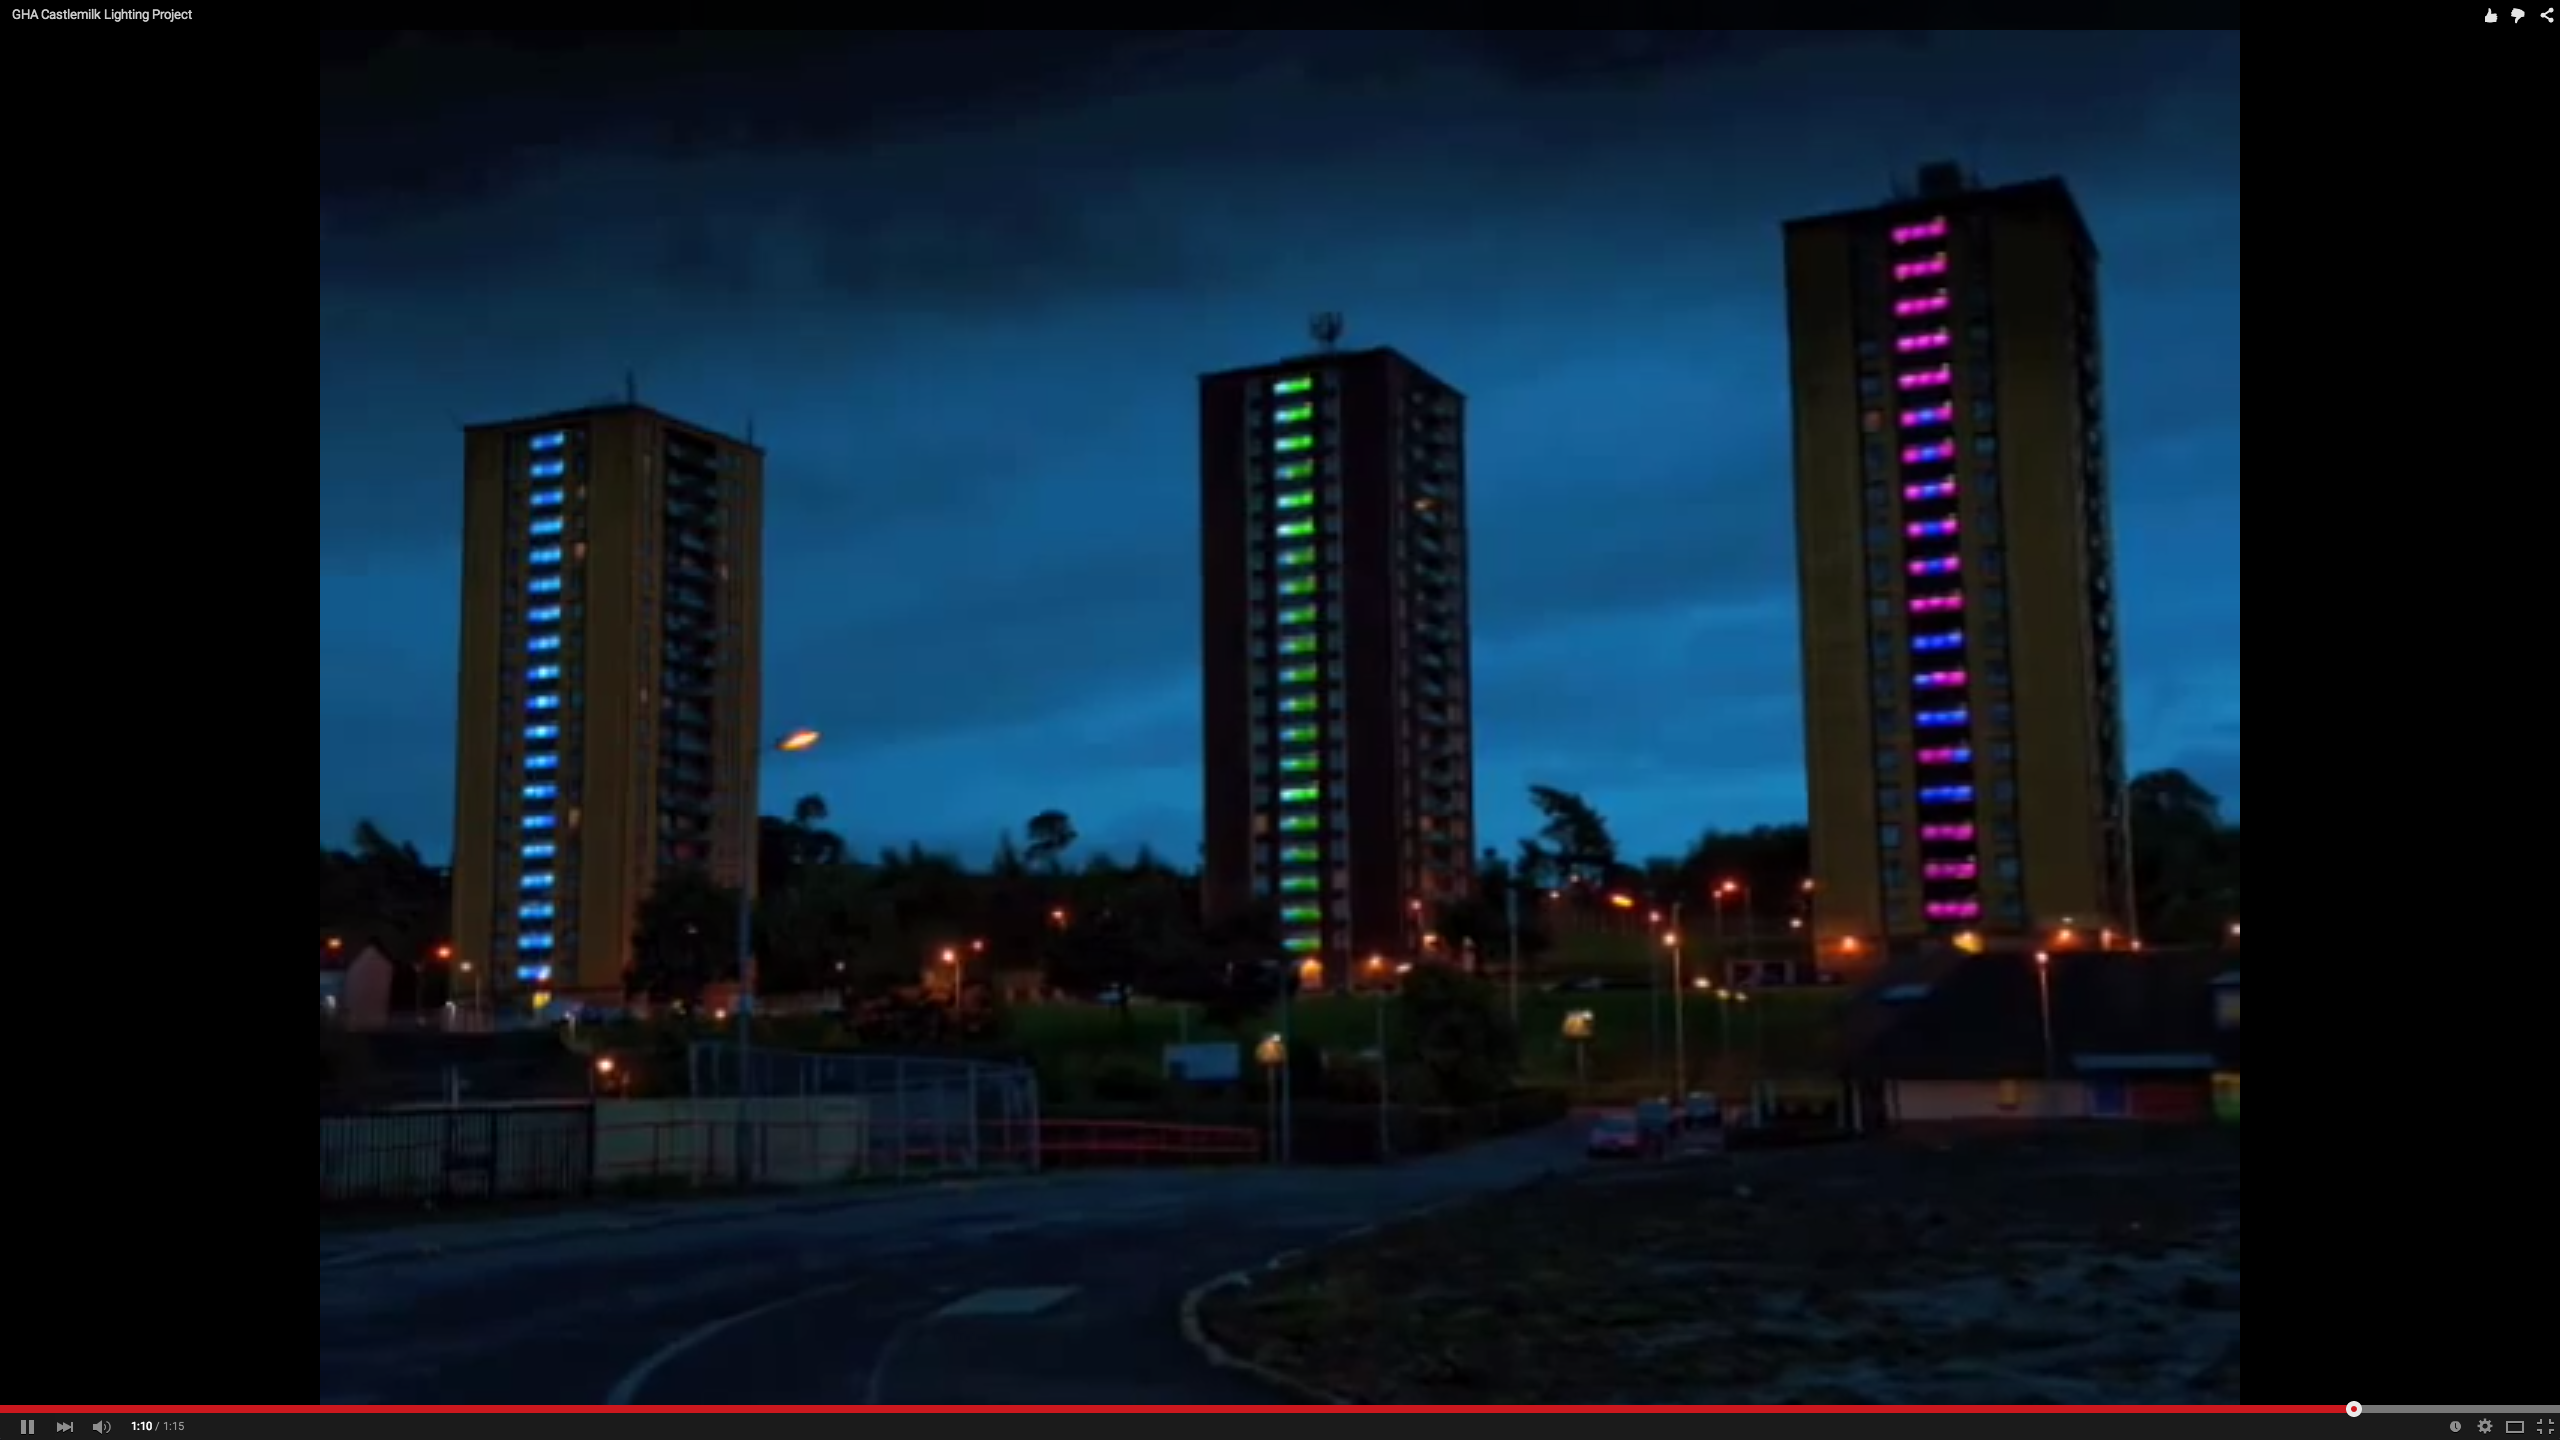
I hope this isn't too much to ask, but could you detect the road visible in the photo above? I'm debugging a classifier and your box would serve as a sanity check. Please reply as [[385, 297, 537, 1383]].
[[320, 1125, 1586, 1405]]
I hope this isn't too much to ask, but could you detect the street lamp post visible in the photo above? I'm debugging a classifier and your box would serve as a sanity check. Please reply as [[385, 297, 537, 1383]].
[[734, 727, 821, 1187], [2033, 948, 2056, 1084], [1561, 1009, 1594, 1089], [1667, 904, 1687, 1099], [1504, 877, 1522, 1032], [1370, 958, 1393, 1162]]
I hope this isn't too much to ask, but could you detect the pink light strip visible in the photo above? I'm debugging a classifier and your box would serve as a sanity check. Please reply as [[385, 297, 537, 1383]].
[[1892, 218, 1948, 245], [1907, 594, 1965, 614], [1895, 330, 1952, 354], [1893, 294, 1951, 318], [1897, 367, 1953, 391], [1920, 824, 1974, 842], [1893, 256, 1949, 281]]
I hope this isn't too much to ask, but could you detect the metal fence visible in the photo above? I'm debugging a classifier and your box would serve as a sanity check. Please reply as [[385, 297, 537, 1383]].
[[320, 1101, 596, 1208], [686, 1044, 1044, 1178]]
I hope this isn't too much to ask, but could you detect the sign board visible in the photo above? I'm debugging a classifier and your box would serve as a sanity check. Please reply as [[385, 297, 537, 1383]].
[[1163, 1041, 1243, 1084]]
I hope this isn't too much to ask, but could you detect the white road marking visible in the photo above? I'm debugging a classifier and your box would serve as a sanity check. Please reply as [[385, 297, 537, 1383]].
[[931, 1286, 1079, 1318], [601, 1279, 865, 1406]]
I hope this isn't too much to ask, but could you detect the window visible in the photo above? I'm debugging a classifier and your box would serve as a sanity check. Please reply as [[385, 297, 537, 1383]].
[[1973, 434, 1999, 457], [529, 432, 568, 452], [1857, 375, 1884, 401], [530, 459, 566, 479], [2215, 989, 2240, 1030], [522, 842, 556, 860], [528, 517, 565, 538], [528, 695, 561, 712], [1855, 338, 1882, 361], [525, 753, 559, 772], [1275, 491, 1315, 511], [1276, 547, 1317, 568], [530, 487, 565, 508], [527, 664, 561, 682], [1275, 460, 1315, 480], [1995, 857, 2022, 880], [1878, 787, 1904, 812], [1273, 435, 1314, 454], [1875, 748, 1899, 773], [518, 902, 555, 921], [1277, 665, 1319, 686], [1274, 518, 1316, 539], [1971, 399, 1997, 424], [1879, 824, 1903, 849], [529, 577, 562, 595], [528, 635, 561, 653], [1882, 862, 1909, 889], [518, 932, 555, 952], [1272, 376, 1313, 396], [1869, 595, 1891, 619], [1277, 576, 1317, 597], [1277, 635, 1319, 656], [525, 723, 559, 741]]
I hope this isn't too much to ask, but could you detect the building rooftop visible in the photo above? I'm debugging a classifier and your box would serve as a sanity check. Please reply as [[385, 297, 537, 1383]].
[[1200, 344, 1464, 397], [1782, 166, 2097, 256], [463, 401, 764, 454]]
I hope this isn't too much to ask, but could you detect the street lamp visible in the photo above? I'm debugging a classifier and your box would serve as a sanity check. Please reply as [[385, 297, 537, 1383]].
[[1255, 1032, 1289, 1163], [1663, 925, 1688, 1099], [2033, 950, 2056, 1085], [735, 726, 820, 1186], [1368, 954, 1394, 1160], [1561, 1008, 1595, 1087]]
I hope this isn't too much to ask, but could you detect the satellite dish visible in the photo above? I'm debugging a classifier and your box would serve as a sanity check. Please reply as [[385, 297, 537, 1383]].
[[1309, 312, 1345, 352]]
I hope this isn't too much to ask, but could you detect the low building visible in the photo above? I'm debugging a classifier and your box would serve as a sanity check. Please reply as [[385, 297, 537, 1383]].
[[1848, 947, 2231, 1123]]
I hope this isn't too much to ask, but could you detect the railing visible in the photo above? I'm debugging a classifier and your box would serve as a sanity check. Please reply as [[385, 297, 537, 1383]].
[[321, 1102, 595, 1209]]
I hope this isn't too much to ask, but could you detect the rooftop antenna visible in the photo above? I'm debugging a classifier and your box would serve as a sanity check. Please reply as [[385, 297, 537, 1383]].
[[1310, 311, 1345, 353]]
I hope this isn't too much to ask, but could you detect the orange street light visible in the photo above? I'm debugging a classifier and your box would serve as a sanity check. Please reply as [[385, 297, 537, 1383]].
[[433, 944, 454, 961], [594, 1056, 617, 1075], [1049, 908, 1069, 927], [776, 728, 821, 752], [1714, 879, 1741, 898], [1607, 893, 1638, 910], [325, 937, 343, 951], [939, 948, 958, 965]]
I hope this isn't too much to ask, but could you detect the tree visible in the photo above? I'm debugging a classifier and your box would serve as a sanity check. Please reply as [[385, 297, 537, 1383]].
[[1393, 966, 1519, 1105], [628, 867, 739, 1007], [1527, 785, 1619, 885], [320, 820, 453, 1006], [757, 863, 911, 999], [2128, 768, 2240, 942], [1024, 809, 1079, 872]]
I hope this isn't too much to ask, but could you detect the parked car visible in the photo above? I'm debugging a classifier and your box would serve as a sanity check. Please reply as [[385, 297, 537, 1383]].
[[1587, 1112, 1647, 1158], [1683, 1092, 1723, 1130]]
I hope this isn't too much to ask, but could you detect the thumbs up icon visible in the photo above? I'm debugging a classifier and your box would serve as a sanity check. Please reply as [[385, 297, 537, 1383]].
[[2486, 6, 2499, 16]]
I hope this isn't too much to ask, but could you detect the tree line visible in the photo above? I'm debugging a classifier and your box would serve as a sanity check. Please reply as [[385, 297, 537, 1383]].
[[317, 769, 2240, 1012]]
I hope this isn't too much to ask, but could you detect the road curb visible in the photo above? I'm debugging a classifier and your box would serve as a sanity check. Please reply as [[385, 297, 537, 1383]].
[[1175, 1167, 1572, 1405], [318, 1173, 1047, 1272]]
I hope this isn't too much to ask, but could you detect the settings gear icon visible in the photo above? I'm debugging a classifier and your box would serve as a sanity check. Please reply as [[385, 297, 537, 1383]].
[[2480, 1423, 2495, 1434]]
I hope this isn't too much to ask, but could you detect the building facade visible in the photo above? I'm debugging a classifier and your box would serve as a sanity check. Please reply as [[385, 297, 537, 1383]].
[[1784, 163, 2132, 962], [450, 404, 765, 1001], [1199, 344, 1477, 988]]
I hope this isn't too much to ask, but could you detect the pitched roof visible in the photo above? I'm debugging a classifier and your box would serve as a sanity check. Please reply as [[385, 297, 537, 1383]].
[[1849, 947, 2229, 1081]]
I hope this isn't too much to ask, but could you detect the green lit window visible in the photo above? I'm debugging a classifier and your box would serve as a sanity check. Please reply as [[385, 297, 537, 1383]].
[[1278, 696, 1319, 714], [1274, 435, 1313, 454], [1280, 843, 1320, 863], [1277, 635, 1318, 656], [1274, 403, 1314, 424], [1278, 784, 1320, 804], [1274, 491, 1315, 511], [1277, 576, 1317, 597], [1279, 813, 1321, 833], [1274, 519, 1316, 539], [1279, 903, 1322, 923], [1275, 460, 1315, 480], [1278, 874, 1320, 893], [1277, 606, 1317, 627], [1278, 724, 1319, 744], [1283, 933, 1322, 953], [1278, 754, 1319, 773], [1273, 377, 1313, 396], [1278, 665, 1319, 686], [1276, 547, 1316, 568]]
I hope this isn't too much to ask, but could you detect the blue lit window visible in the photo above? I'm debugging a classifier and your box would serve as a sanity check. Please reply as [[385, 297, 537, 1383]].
[[529, 605, 563, 624], [530, 488, 566, 508], [530, 459, 566, 478], [528, 635, 561, 653], [529, 546, 564, 565], [523, 783, 558, 801], [519, 902, 555, 921], [528, 664, 561, 682], [529, 432, 568, 452], [523, 872, 557, 890], [521, 842, 556, 860], [515, 964, 554, 983], [529, 577, 562, 595], [518, 932, 556, 952], [528, 695, 561, 711], [525, 723, 559, 741], [525, 753, 558, 771], [528, 517, 565, 538], [524, 814, 557, 832]]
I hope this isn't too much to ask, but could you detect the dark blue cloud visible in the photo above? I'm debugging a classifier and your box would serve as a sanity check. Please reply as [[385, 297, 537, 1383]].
[[319, 29, 2242, 862]]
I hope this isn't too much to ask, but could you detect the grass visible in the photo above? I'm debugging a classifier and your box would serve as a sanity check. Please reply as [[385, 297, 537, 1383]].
[[1006, 987, 1847, 1084], [1198, 1123, 2242, 1404]]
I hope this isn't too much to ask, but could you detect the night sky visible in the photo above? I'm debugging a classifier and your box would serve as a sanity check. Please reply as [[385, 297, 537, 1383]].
[[318, 30, 2241, 866]]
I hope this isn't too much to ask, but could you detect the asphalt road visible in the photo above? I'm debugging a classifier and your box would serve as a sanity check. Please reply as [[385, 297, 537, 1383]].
[[320, 1126, 1585, 1406]]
